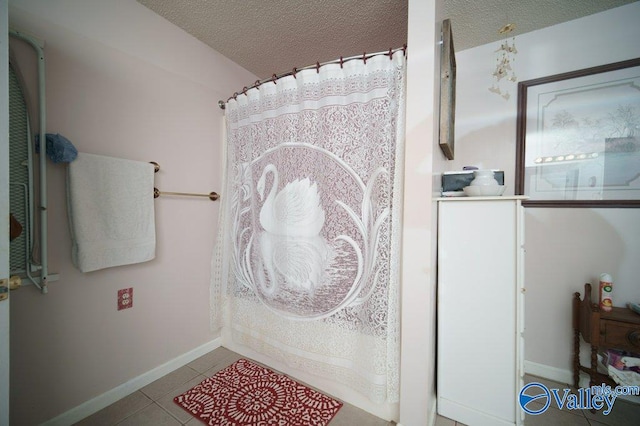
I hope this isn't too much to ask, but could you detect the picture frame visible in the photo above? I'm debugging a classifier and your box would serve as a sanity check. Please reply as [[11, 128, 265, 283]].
[[515, 58, 640, 207], [439, 18, 456, 160]]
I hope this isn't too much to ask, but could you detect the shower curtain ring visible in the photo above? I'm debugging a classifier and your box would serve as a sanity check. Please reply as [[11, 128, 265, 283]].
[[339, 56, 344, 68], [272, 74, 277, 84], [387, 48, 393, 59], [316, 62, 320, 73], [292, 67, 297, 78], [362, 52, 367, 64]]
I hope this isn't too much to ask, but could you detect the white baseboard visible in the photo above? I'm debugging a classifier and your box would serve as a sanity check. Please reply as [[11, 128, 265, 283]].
[[42, 338, 222, 426], [428, 395, 437, 426], [524, 360, 573, 386]]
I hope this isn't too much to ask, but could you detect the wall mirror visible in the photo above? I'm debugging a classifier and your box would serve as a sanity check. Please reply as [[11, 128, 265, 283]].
[[439, 18, 456, 160]]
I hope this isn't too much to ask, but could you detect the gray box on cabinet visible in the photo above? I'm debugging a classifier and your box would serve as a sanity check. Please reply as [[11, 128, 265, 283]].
[[442, 170, 504, 194]]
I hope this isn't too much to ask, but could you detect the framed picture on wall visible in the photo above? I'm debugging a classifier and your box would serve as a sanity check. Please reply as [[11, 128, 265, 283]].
[[439, 18, 456, 160], [515, 57, 640, 207]]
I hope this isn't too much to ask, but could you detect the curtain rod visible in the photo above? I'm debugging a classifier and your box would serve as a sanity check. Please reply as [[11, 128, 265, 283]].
[[218, 44, 407, 108]]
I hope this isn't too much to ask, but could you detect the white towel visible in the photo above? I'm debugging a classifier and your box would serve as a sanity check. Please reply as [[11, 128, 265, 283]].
[[608, 365, 640, 387], [67, 152, 156, 272]]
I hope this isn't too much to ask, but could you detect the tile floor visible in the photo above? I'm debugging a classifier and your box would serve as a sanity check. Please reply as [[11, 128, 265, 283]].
[[74, 347, 640, 425], [435, 374, 640, 426], [74, 347, 392, 425]]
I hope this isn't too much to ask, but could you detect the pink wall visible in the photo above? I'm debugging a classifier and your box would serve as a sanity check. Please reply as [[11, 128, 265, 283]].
[[8, 1, 445, 424], [8, 1, 256, 423]]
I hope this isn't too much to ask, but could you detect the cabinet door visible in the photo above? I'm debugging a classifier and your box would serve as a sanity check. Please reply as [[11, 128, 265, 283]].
[[437, 199, 520, 425]]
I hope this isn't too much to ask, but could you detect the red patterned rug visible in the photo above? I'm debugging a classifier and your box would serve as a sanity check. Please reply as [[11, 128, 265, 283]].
[[174, 358, 343, 425]]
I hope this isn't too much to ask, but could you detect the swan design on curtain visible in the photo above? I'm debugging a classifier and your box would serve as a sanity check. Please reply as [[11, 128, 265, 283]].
[[256, 164, 330, 295], [257, 164, 325, 237], [230, 150, 389, 319]]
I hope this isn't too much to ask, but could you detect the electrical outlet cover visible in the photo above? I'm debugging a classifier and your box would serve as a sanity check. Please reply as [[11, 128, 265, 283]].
[[117, 288, 133, 310]]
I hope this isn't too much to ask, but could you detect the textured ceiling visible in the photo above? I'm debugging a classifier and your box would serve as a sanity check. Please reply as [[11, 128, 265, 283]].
[[137, 0, 637, 80]]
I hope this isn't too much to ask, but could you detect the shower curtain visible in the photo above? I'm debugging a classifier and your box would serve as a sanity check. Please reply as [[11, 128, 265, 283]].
[[212, 50, 406, 403]]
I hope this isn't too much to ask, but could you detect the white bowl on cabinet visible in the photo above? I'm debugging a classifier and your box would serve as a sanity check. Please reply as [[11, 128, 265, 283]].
[[463, 185, 506, 197]]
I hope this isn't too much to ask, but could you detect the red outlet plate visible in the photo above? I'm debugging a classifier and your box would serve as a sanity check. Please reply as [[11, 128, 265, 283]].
[[117, 288, 133, 310]]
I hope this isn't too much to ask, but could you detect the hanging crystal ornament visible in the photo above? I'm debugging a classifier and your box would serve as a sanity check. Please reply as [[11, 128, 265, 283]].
[[489, 23, 517, 100]]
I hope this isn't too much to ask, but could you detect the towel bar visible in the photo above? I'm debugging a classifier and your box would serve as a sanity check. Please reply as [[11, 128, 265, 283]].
[[149, 162, 219, 201], [153, 188, 220, 201]]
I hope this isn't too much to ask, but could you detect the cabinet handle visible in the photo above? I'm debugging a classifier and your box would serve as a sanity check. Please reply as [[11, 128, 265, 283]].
[[629, 331, 640, 347]]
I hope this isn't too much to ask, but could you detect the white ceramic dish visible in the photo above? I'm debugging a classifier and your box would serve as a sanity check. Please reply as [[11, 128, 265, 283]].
[[463, 185, 506, 197]]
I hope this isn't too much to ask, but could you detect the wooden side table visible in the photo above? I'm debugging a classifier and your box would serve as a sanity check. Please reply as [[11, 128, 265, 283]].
[[573, 283, 640, 388]]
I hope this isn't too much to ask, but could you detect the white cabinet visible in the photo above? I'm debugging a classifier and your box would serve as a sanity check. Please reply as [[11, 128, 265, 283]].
[[437, 197, 525, 426]]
